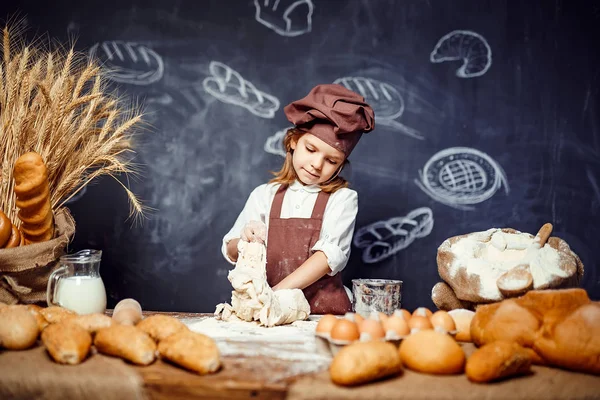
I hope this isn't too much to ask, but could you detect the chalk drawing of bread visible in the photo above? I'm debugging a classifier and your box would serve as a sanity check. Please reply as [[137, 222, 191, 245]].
[[202, 61, 280, 119], [89, 40, 164, 85], [353, 207, 434, 264], [333, 76, 423, 140], [430, 30, 492, 78]]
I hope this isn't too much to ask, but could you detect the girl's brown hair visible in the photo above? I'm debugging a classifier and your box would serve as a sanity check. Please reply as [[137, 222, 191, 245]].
[[269, 128, 350, 193]]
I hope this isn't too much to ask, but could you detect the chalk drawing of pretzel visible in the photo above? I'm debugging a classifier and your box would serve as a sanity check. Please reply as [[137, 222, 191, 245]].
[[430, 30, 492, 78], [353, 207, 434, 264], [203, 61, 280, 119]]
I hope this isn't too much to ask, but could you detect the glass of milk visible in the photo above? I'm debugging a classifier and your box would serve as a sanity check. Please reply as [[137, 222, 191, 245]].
[[46, 249, 107, 315]]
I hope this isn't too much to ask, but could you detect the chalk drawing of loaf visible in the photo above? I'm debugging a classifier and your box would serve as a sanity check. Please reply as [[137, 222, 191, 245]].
[[430, 30, 492, 78], [334, 77, 424, 140], [254, 0, 314, 37], [353, 207, 434, 264], [88, 41, 164, 85], [203, 61, 280, 119], [415, 147, 509, 210], [264, 127, 290, 157]]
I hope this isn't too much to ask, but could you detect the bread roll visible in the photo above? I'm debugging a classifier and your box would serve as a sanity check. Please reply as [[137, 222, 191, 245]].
[[12, 152, 54, 243], [0, 306, 39, 350], [534, 303, 600, 375], [94, 325, 156, 365], [329, 341, 403, 386], [158, 330, 221, 375], [466, 341, 532, 382], [399, 330, 465, 375], [41, 322, 92, 364], [516, 288, 590, 323], [4, 224, 22, 248], [470, 300, 540, 347], [0, 210, 12, 248], [72, 313, 113, 333], [136, 314, 188, 342], [39, 306, 77, 324]]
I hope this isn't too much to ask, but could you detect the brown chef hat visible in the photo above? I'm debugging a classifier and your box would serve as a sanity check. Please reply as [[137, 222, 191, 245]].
[[283, 84, 375, 157]]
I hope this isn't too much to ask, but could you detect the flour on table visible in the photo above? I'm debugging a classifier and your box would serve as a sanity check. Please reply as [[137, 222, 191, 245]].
[[215, 241, 310, 327], [444, 229, 566, 300]]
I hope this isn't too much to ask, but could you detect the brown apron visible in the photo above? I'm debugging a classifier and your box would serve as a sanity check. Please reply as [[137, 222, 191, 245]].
[[266, 185, 352, 315]]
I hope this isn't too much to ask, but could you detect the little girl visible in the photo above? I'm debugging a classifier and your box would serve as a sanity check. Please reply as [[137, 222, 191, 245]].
[[221, 84, 375, 315]]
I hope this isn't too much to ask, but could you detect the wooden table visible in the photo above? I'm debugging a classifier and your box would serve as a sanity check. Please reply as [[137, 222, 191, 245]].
[[1, 311, 599, 400]]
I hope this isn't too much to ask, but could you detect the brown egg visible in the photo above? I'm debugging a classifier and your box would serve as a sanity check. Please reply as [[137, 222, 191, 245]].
[[316, 314, 338, 335], [412, 307, 433, 318], [395, 309, 412, 321], [353, 313, 364, 325], [377, 312, 389, 323], [408, 315, 433, 331], [383, 314, 410, 336], [359, 316, 386, 340], [330, 319, 360, 342], [430, 310, 456, 332]]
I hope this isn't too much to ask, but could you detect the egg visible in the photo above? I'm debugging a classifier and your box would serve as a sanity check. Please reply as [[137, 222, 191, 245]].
[[316, 314, 338, 335], [377, 312, 389, 323], [395, 309, 412, 321], [358, 316, 386, 340], [382, 314, 410, 336], [408, 315, 433, 331], [412, 307, 433, 318], [330, 319, 360, 342], [353, 313, 364, 325], [343, 312, 363, 325], [430, 310, 456, 332]]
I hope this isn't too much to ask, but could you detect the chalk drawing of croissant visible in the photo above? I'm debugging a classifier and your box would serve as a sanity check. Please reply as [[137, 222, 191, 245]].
[[430, 30, 492, 78], [353, 207, 434, 264], [334, 76, 424, 140], [203, 61, 280, 119]]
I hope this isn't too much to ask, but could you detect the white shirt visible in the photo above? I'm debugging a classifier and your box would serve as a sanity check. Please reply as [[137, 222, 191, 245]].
[[221, 180, 358, 276]]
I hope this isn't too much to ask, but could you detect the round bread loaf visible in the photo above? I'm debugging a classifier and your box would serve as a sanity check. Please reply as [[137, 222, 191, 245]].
[[399, 330, 465, 374], [0, 306, 39, 350]]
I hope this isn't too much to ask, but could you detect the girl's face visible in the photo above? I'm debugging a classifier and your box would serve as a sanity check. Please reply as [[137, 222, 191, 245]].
[[291, 133, 346, 185]]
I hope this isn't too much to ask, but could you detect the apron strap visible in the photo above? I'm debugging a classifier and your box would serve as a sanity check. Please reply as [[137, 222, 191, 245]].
[[269, 184, 288, 219], [310, 190, 331, 220]]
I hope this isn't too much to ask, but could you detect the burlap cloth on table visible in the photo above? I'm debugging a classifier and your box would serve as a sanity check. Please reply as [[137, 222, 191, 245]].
[[0, 208, 75, 304], [0, 346, 147, 400], [287, 343, 600, 400]]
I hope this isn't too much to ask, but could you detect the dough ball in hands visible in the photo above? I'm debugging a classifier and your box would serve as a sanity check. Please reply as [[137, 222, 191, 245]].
[[136, 314, 188, 342], [158, 330, 221, 375], [534, 303, 600, 375], [329, 341, 403, 386], [94, 325, 157, 366], [0, 306, 39, 350], [41, 322, 92, 365], [466, 341, 532, 383], [399, 330, 465, 375]]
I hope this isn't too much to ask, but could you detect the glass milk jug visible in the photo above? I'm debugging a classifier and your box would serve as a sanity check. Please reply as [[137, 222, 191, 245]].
[[46, 249, 107, 315]]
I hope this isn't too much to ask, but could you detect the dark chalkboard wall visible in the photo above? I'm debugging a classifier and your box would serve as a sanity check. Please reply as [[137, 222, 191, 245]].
[[3, 0, 599, 311]]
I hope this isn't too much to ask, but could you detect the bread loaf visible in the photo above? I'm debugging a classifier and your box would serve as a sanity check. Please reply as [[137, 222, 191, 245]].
[[0, 306, 39, 350], [329, 341, 403, 386], [12, 152, 54, 243], [72, 313, 113, 333], [137, 314, 188, 342], [466, 341, 532, 382], [399, 330, 465, 375], [39, 306, 77, 324], [158, 330, 221, 375], [4, 224, 23, 248], [94, 325, 157, 365], [41, 322, 92, 364], [0, 210, 12, 248]]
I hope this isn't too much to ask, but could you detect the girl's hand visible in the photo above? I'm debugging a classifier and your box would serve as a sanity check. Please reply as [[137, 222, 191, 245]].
[[240, 220, 267, 244]]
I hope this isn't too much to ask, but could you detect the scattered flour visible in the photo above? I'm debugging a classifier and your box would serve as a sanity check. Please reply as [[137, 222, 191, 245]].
[[447, 229, 567, 300]]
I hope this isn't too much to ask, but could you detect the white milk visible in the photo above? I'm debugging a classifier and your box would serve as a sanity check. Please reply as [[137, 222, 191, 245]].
[[55, 276, 107, 315]]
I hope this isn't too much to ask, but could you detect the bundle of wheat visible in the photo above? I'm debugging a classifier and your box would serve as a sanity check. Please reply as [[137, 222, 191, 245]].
[[0, 24, 145, 246]]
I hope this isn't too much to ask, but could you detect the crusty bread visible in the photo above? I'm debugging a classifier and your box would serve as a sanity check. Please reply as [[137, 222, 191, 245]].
[[329, 341, 402, 386], [399, 330, 465, 375], [466, 341, 532, 382], [158, 330, 221, 375], [71, 313, 113, 333], [471, 300, 540, 348], [39, 306, 77, 325], [94, 325, 156, 365], [0, 306, 39, 350], [41, 322, 92, 364], [136, 314, 188, 342]]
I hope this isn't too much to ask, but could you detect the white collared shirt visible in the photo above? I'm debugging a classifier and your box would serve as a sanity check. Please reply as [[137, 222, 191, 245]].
[[221, 180, 358, 276]]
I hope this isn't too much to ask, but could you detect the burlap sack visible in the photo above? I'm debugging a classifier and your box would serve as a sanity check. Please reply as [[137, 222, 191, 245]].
[[0, 208, 76, 304]]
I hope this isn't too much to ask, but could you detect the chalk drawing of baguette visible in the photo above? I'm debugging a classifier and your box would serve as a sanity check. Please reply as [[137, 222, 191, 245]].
[[353, 207, 434, 264], [203, 61, 280, 119]]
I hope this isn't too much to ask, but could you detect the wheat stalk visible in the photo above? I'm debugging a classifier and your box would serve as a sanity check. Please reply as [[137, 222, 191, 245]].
[[0, 25, 146, 224]]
